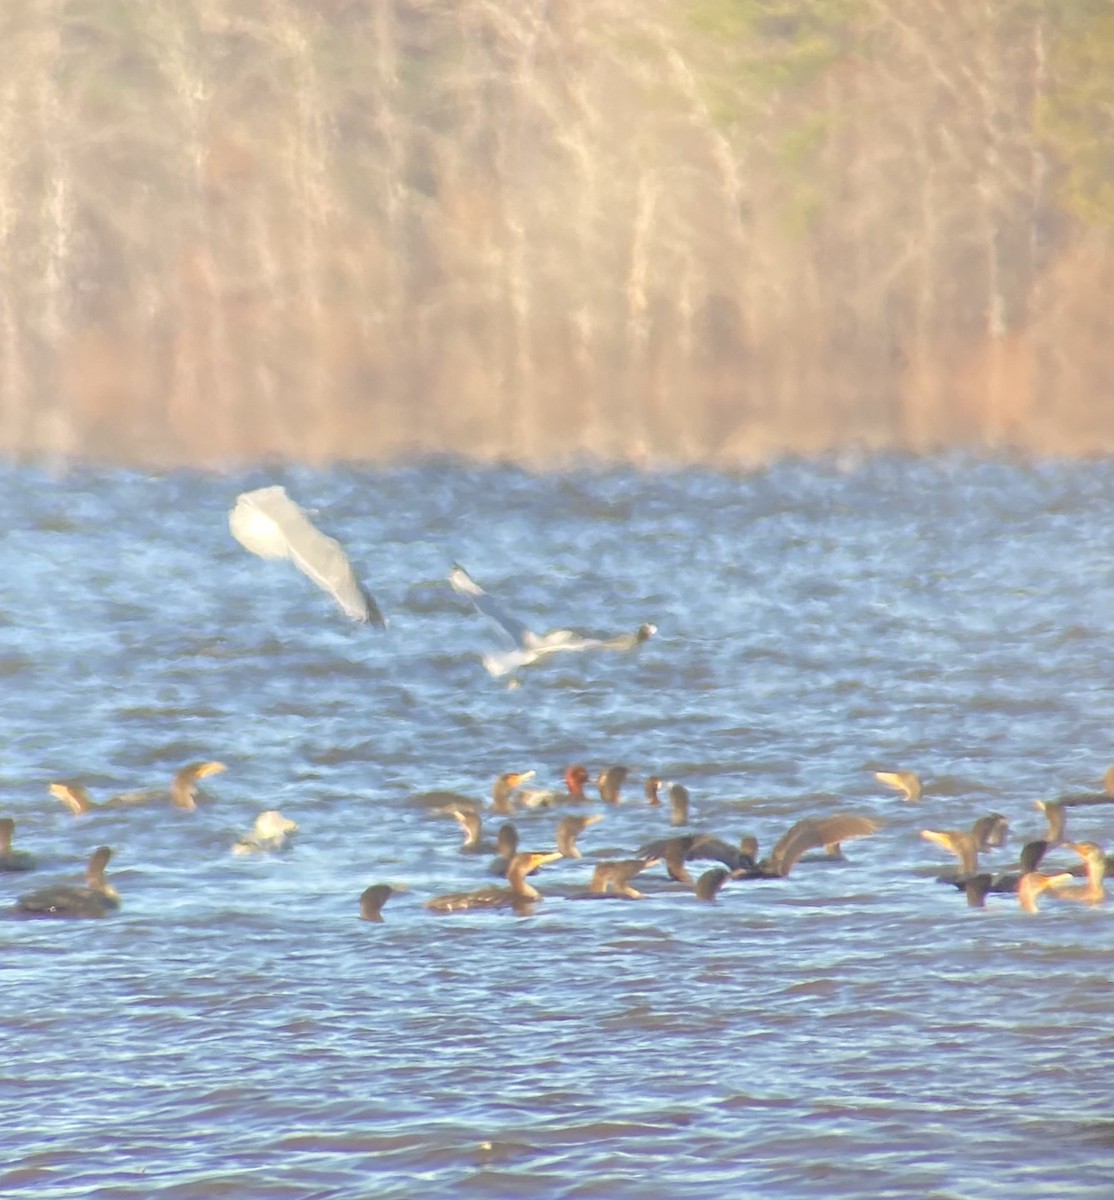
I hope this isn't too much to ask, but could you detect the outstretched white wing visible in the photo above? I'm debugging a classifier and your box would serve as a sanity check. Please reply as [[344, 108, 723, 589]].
[[449, 564, 533, 648], [230, 486, 385, 626]]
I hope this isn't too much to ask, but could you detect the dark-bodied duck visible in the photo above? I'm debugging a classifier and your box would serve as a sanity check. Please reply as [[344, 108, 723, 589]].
[[956, 873, 995, 908], [954, 839, 1051, 898], [694, 867, 731, 902], [572, 857, 660, 900], [0, 818, 36, 872], [637, 833, 748, 884], [597, 766, 628, 805], [16, 846, 119, 918], [436, 805, 489, 853], [555, 814, 602, 859], [637, 834, 705, 885], [426, 851, 563, 915], [642, 813, 882, 884], [668, 783, 690, 827], [487, 823, 521, 876], [972, 813, 1009, 850], [1036, 800, 1067, 844], [449, 563, 654, 679], [359, 883, 406, 922]]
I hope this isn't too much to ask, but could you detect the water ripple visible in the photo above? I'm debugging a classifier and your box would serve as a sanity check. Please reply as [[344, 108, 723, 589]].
[[2, 457, 1114, 1197]]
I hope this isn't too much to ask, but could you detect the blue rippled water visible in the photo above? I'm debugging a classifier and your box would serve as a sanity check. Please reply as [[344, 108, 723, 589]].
[[2, 456, 1114, 1198]]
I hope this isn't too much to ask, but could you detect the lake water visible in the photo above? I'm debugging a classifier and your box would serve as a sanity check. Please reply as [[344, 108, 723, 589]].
[[2, 456, 1113, 1199]]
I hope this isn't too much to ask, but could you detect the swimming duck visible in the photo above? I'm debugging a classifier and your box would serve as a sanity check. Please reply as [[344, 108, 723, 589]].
[[426, 851, 563, 915], [1018, 868, 1075, 914], [941, 840, 1055, 901], [641, 813, 883, 884], [637, 834, 707, 885], [487, 823, 521, 876], [359, 883, 406, 921], [572, 858, 660, 899], [1036, 800, 1067, 844], [16, 846, 119, 918], [956, 873, 995, 908], [668, 783, 690, 827], [636, 833, 755, 884], [972, 812, 1010, 850], [436, 804, 489, 853], [694, 867, 732, 902], [490, 771, 536, 815], [950, 839, 1051, 899], [597, 766, 628, 805], [49, 762, 227, 815], [1050, 842, 1106, 905], [555, 814, 602, 859], [0, 818, 36, 872]]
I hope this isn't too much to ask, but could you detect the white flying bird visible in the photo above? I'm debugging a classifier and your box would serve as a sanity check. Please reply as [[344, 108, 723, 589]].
[[230, 485, 385, 626], [449, 563, 655, 678]]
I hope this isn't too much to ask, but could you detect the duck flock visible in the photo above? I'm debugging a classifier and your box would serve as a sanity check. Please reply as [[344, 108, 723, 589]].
[[3, 485, 1111, 923]]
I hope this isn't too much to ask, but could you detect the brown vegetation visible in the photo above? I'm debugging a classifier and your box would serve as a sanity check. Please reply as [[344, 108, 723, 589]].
[[0, 1, 1111, 468]]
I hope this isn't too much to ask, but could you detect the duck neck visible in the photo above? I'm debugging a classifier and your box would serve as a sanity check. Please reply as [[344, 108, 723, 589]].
[[491, 781, 515, 814], [508, 866, 542, 900], [171, 778, 197, 810]]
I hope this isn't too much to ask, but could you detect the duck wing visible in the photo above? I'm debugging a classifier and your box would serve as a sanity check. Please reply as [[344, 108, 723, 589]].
[[769, 813, 883, 877], [688, 835, 748, 870], [449, 564, 538, 649]]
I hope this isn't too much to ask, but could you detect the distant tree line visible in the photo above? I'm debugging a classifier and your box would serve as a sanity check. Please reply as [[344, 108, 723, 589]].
[[0, 0, 1111, 467]]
